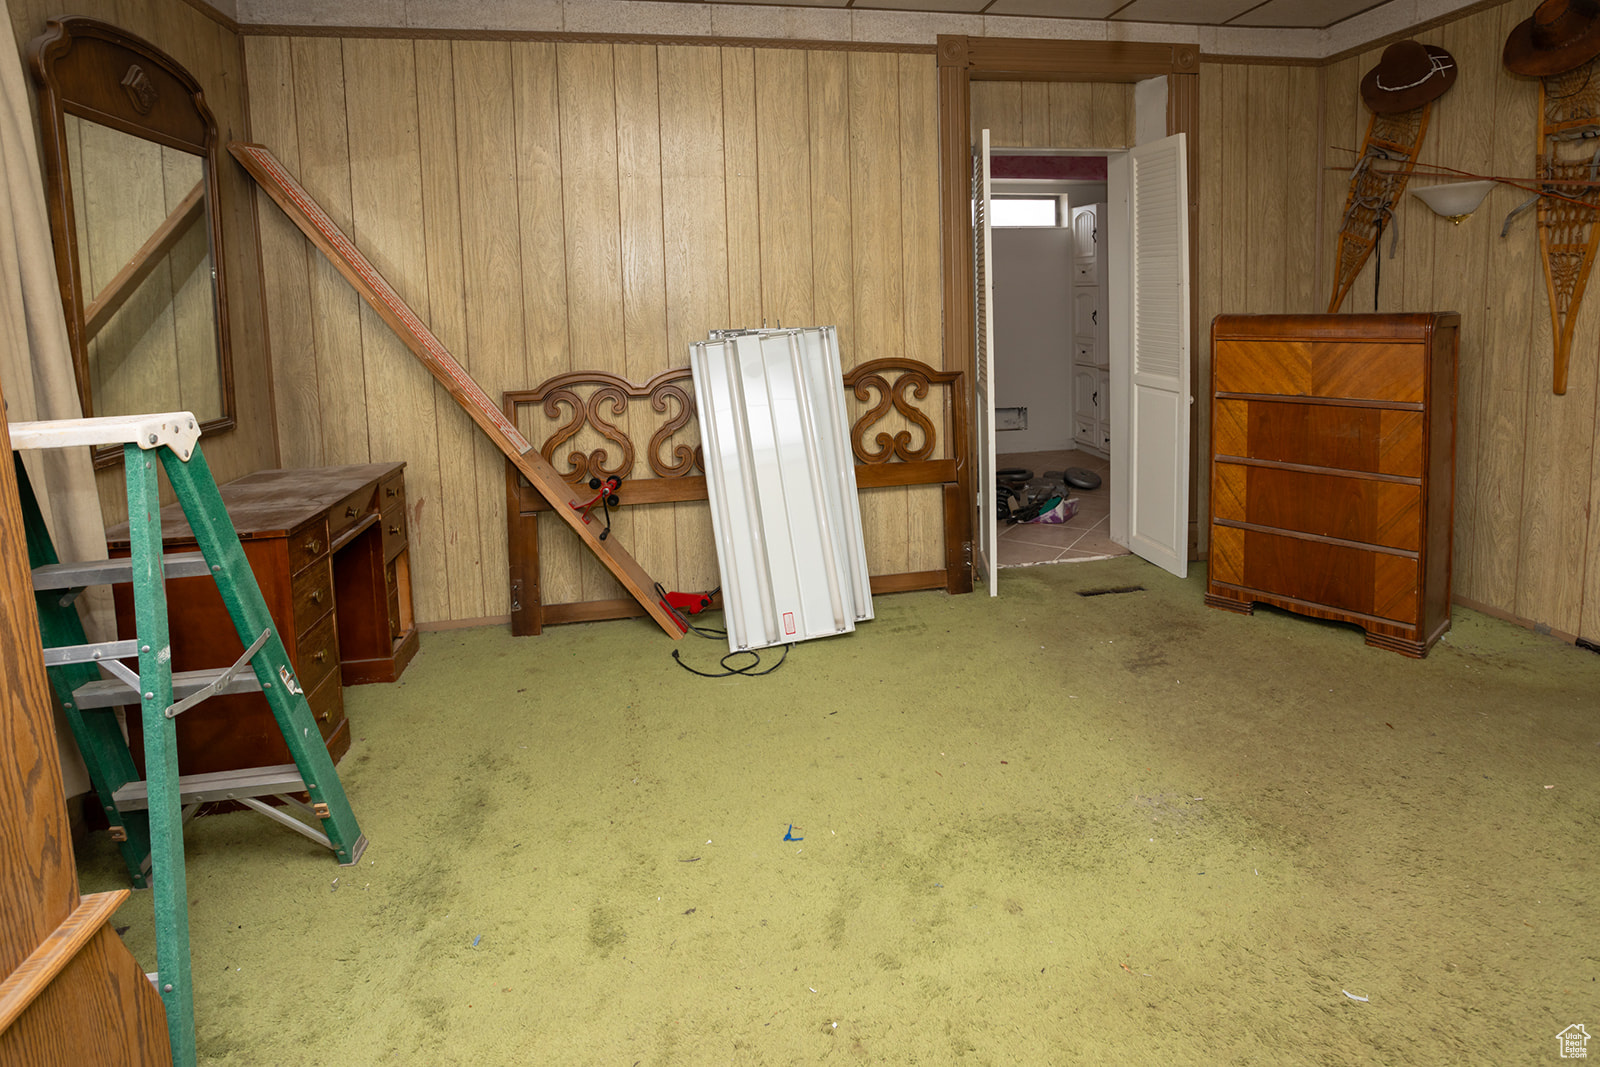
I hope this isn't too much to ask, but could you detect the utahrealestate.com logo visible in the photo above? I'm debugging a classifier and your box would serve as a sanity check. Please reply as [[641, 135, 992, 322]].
[[1559, 1024, 1591, 1059]]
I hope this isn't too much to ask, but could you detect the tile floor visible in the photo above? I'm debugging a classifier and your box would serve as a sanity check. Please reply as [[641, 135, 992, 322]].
[[994, 448, 1127, 567]]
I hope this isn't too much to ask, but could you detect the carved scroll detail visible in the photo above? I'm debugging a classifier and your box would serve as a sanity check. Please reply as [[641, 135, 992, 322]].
[[122, 63, 157, 114], [647, 376, 701, 477], [851, 369, 936, 462], [506, 359, 961, 485], [539, 383, 632, 483], [843, 357, 964, 465]]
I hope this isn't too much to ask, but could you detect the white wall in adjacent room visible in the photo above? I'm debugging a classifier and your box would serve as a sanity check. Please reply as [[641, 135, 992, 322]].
[[993, 225, 1074, 454]]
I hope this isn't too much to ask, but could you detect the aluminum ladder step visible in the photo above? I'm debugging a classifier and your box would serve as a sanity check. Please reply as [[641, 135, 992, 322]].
[[113, 764, 356, 859], [112, 763, 306, 811], [72, 665, 264, 710], [31, 550, 214, 592]]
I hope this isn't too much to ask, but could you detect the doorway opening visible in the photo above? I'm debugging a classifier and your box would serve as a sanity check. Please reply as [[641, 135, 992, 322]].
[[987, 149, 1127, 568]]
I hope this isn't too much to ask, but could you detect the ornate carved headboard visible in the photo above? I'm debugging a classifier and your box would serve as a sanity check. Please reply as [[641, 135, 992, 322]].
[[503, 356, 968, 635]]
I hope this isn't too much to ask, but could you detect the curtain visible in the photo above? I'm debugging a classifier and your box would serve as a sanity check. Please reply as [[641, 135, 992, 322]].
[[1, 1, 114, 798]]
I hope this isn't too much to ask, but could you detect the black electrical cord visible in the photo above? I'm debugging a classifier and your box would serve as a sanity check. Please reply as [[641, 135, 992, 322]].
[[658, 582, 790, 676], [671, 644, 791, 677]]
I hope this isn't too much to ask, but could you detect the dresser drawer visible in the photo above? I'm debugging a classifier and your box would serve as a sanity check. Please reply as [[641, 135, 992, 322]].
[[290, 610, 340, 696], [287, 518, 330, 575], [1214, 338, 1425, 402], [1213, 462, 1421, 552], [1213, 398, 1423, 477], [291, 556, 335, 635], [1209, 525, 1419, 624]]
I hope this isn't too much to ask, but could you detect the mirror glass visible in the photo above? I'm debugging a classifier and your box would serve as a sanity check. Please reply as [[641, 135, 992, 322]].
[[66, 116, 223, 424], [30, 16, 235, 467]]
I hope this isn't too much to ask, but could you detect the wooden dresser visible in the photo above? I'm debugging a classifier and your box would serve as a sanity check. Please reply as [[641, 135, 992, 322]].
[[105, 463, 419, 775], [1206, 313, 1459, 657]]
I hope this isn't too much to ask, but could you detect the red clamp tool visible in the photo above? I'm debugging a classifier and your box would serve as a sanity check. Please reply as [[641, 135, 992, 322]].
[[570, 475, 622, 540]]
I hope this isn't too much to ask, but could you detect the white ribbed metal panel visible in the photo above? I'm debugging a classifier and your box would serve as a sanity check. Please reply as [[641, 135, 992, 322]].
[[690, 327, 873, 653]]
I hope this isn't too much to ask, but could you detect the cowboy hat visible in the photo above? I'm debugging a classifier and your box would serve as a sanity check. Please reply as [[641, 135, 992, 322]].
[[1361, 40, 1458, 113], [1504, 0, 1600, 77]]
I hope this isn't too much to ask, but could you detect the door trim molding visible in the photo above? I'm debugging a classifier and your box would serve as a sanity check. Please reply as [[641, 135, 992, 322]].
[[937, 36, 1200, 591]]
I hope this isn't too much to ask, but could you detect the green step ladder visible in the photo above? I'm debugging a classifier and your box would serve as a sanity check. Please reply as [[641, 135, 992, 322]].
[[11, 412, 368, 1067]]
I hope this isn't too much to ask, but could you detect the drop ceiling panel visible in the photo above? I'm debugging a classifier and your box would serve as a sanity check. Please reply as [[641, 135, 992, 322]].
[[1109, 0, 1260, 23], [1227, 0, 1384, 26], [709, 0, 851, 7], [858, 0, 992, 11], [979, 0, 1126, 16]]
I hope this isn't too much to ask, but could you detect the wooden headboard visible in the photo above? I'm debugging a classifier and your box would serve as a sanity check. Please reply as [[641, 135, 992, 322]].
[[503, 357, 968, 635]]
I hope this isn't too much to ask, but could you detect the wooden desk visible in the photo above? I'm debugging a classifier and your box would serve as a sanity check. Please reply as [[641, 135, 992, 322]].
[[105, 463, 420, 775]]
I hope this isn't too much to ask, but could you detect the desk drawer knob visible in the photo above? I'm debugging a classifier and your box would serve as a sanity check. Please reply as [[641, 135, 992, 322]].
[[346, 505, 359, 518], [304, 537, 322, 554], [308, 589, 325, 604], [388, 524, 401, 535], [313, 649, 328, 663]]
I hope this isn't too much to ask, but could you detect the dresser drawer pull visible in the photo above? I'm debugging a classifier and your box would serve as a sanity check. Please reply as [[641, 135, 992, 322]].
[[346, 505, 359, 518], [304, 537, 323, 554], [385, 485, 399, 499], [388, 524, 401, 535]]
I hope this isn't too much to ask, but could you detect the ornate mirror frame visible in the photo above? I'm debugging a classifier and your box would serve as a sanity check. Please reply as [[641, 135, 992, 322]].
[[29, 16, 235, 467]]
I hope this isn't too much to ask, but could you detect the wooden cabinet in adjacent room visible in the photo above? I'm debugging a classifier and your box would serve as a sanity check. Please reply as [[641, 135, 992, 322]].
[[1205, 313, 1459, 657], [105, 463, 420, 776]]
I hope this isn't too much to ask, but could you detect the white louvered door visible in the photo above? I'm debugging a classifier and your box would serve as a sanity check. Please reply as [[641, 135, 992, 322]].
[[1109, 133, 1190, 578]]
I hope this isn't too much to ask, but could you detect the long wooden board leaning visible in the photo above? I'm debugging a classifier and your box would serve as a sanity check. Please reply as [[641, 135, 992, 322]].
[[229, 141, 684, 640]]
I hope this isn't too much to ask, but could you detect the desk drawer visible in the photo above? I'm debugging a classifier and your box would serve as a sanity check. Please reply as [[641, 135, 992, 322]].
[[291, 557, 335, 635], [1212, 461, 1421, 552], [307, 669, 344, 737], [288, 518, 330, 575], [330, 483, 378, 542], [291, 610, 340, 696], [381, 505, 407, 563], [379, 470, 406, 514], [1213, 398, 1423, 478]]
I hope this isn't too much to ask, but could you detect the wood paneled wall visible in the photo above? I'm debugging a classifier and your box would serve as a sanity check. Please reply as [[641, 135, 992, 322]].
[[8, 0, 276, 525], [969, 80, 1135, 149], [1321, 0, 1600, 643], [243, 38, 944, 625], [1194, 61, 1324, 553], [21, 1, 1588, 641], [1194, 0, 1600, 644]]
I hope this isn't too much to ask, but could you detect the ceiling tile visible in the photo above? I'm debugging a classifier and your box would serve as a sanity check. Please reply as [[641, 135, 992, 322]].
[[1227, 0, 1383, 28], [856, 0, 988, 14], [710, 0, 850, 8], [976, 0, 1124, 17], [1109, 0, 1258, 25]]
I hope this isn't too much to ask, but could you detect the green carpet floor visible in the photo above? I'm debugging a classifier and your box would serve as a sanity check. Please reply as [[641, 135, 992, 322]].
[[77, 556, 1600, 1064]]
